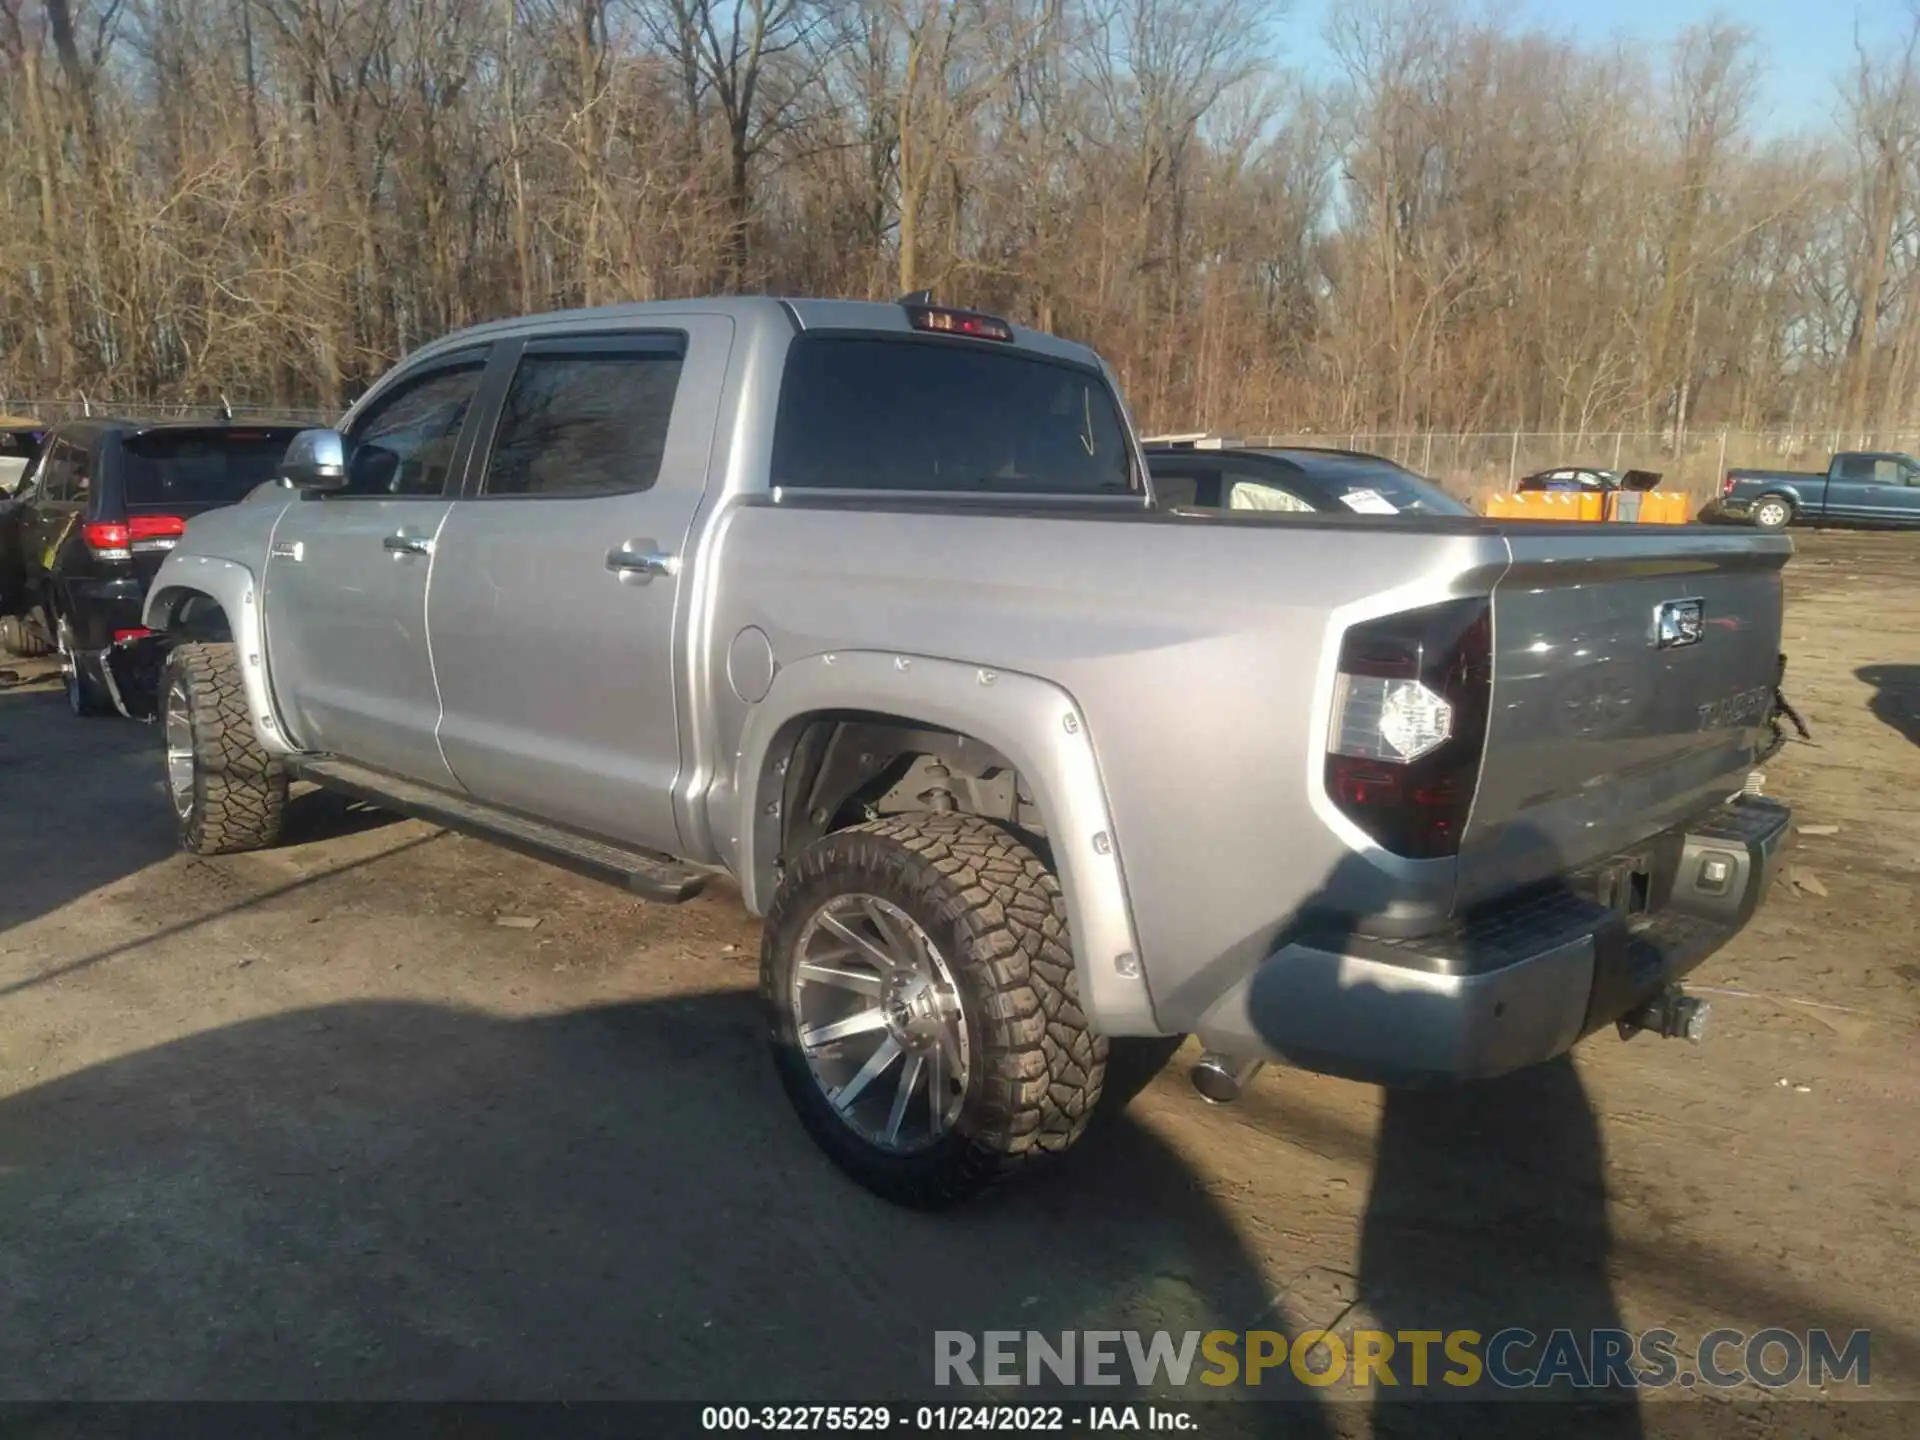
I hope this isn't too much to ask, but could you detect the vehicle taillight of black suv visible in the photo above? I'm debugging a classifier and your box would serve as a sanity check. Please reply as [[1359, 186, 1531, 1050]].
[[0, 419, 305, 716]]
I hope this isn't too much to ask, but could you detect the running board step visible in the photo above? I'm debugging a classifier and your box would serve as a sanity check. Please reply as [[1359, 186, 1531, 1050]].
[[287, 757, 709, 904]]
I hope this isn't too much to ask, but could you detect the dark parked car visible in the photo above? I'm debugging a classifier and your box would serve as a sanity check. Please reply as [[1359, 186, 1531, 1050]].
[[0, 419, 48, 617], [1518, 465, 1663, 494], [1143, 440, 1473, 517], [1712, 451, 1920, 530], [0, 417, 305, 715]]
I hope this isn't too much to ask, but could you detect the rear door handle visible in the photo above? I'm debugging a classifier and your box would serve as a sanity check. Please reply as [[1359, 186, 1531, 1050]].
[[606, 545, 680, 582], [384, 534, 433, 558]]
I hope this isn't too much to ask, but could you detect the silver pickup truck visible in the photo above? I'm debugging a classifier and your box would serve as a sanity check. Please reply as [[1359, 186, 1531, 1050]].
[[140, 296, 1796, 1209]]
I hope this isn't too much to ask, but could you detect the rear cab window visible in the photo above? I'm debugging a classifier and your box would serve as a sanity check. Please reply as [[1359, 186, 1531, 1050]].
[[771, 334, 1138, 497], [121, 429, 302, 510]]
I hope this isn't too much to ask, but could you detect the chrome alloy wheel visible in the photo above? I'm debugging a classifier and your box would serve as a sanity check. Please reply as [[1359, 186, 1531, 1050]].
[[789, 893, 970, 1154], [55, 616, 80, 714], [163, 677, 194, 819]]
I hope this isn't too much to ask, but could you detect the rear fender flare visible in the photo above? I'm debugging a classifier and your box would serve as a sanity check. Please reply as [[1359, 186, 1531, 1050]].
[[143, 557, 297, 757], [721, 650, 1161, 1037]]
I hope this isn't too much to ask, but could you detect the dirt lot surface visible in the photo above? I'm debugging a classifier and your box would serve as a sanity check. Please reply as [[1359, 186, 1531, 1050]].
[[1, 530, 1916, 1430]]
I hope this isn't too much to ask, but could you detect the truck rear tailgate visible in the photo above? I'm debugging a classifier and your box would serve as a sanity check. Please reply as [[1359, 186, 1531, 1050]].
[[1458, 525, 1792, 908]]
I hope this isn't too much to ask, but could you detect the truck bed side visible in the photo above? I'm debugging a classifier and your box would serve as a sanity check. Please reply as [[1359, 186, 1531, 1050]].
[[700, 502, 1790, 1032]]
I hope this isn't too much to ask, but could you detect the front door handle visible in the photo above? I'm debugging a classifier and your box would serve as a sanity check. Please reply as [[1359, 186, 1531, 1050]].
[[606, 545, 680, 582], [384, 534, 433, 558]]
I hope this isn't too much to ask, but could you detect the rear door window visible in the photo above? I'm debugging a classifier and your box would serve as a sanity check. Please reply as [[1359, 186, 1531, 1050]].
[[121, 431, 301, 509], [772, 336, 1136, 496], [479, 338, 686, 498]]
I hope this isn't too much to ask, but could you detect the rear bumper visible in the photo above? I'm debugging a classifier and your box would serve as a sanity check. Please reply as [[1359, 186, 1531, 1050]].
[[1192, 795, 1792, 1086], [62, 576, 147, 650]]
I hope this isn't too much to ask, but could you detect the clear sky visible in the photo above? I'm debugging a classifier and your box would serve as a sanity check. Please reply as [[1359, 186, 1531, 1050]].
[[1281, 0, 1905, 141]]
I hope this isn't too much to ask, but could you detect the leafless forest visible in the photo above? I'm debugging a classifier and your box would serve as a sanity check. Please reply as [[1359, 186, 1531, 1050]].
[[5, 0, 1920, 438]]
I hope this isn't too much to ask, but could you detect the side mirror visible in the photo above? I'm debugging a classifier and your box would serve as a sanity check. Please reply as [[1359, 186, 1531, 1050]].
[[282, 428, 349, 493]]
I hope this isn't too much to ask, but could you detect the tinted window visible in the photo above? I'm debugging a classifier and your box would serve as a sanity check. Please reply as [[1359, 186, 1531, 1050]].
[[482, 347, 684, 497], [1226, 473, 1317, 512], [121, 431, 303, 508], [772, 336, 1135, 496], [1152, 471, 1202, 507], [342, 361, 486, 497], [1834, 455, 1874, 482], [1297, 462, 1472, 517], [39, 440, 78, 503]]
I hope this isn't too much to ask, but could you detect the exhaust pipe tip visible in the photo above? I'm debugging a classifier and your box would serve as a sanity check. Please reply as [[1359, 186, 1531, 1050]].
[[1191, 1052, 1265, 1105]]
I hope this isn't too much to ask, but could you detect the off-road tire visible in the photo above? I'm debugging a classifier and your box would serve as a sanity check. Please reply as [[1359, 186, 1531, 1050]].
[[762, 812, 1108, 1209], [162, 641, 287, 855], [0, 613, 53, 659], [1752, 496, 1793, 531]]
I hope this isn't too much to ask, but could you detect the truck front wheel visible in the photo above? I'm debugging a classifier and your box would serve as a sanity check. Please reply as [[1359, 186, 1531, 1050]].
[[161, 641, 287, 855], [762, 812, 1108, 1209], [1753, 496, 1793, 530]]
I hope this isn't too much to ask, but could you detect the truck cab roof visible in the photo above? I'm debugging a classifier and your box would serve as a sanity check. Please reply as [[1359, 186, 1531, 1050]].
[[405, 295, 1107, 375]]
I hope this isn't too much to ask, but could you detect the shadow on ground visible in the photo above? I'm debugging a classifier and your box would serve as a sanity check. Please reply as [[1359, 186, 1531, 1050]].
[[0, 681, 398, 937], [1856, 665, 1920, 747], [0, 993, 1319, 1427]]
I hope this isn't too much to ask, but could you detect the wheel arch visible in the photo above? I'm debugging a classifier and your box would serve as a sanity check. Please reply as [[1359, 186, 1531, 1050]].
[[723, 651, 1160, 1036], [142, 559, 297, 756], [1753, 491, 1798, 524]]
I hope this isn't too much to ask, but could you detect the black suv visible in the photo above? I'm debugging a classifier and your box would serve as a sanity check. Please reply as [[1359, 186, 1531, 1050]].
[[0, 418, 305, 715]]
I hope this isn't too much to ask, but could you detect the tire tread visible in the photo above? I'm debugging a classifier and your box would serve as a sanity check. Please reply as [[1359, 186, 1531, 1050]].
[[165, 641, 286, 854], [762, 812, 1108, 1209]]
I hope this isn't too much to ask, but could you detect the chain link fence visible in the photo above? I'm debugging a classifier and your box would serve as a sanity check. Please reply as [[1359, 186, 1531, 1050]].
[[1217, 430, 1920, 503], [1, 397, 337, 427]]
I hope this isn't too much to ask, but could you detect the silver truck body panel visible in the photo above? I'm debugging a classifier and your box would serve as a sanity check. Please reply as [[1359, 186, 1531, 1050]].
[[724, 649, 1158, 1035], [425, 315, 737, 855], [262, 494, 457, 785], [145, 294, 1795, 1075], [144, 507, 297, 757]]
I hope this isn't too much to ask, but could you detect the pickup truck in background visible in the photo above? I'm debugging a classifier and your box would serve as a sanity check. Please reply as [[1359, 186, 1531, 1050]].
[[1713, 450, 1920, 530], [138, 295, 1797, 1210]]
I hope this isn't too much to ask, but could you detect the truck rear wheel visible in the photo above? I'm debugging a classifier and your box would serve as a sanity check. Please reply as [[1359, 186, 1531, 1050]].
[[161, 641, 287, 855], [1753, 496, 1793, 530], [762, 812, 1108, 1209]]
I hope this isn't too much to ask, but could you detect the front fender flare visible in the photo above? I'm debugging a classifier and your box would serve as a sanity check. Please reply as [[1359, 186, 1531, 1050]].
[[143, 555, 297, 757], [721, 650, 1162, 1037]]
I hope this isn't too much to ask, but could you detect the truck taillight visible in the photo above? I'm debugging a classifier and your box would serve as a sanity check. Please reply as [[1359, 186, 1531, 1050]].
[[904, 305, 1014, 342], [1720, 472, 1736, 496], [1324, 597, 1493, 859]]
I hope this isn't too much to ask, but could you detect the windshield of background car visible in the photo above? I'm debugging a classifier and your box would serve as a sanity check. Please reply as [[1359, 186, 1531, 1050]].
[[771, 335, 1138, 496], [1289, 462, 1474, 517], [121, 430, 302, 508]]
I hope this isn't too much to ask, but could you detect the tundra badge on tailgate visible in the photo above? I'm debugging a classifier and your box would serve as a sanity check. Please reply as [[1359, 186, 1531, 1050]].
[[1653, 597, 1705, 649]]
